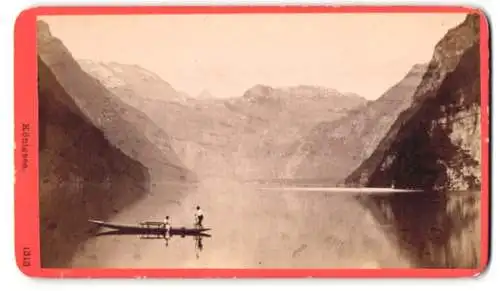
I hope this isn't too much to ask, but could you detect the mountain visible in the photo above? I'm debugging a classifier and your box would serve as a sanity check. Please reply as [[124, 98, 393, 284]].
[[226, 84, 368, 179], [196, 89, 216, 100], [79, 60, 368, 180], [345, 15, 481, 191], [38, 56, 152, 267], [37, 21, 196, 267], [237, 84, 366, 114], [282, 63, 428, 183], [78, 60, 192, 106], [345, 14, 483, 268], [36, 21, 193, 183], [78, 60, 242, 146], [78, 60, 248, 178]]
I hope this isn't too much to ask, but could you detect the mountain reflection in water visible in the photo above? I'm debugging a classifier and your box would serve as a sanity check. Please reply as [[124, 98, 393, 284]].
[[72, 183, 480, 269]]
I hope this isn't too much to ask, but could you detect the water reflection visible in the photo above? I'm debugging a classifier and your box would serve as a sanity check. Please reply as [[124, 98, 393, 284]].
[[194, 235, 203, 259], [356, 190, 480, 268], [95, 228, 210, 259], [84, 187, 480, 268]]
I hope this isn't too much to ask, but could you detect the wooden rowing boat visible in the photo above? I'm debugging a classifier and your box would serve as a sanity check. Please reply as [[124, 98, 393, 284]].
[[88, 219, 211, 235]]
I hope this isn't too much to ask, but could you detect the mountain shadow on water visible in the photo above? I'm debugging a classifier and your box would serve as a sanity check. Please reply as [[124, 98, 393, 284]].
[[358, 190, 480, 268]]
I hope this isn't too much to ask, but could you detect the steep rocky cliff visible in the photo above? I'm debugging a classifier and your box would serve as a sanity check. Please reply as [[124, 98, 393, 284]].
[[37, 21, 194, 183], [345, 14, 481, 191], [38, 57, 151, 267], [283, 63, 428, 183], [37, 21, 195, 268], [345, 14, 483, 268]]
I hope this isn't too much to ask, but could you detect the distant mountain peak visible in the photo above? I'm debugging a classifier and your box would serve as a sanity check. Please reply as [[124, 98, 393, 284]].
[[240, 83, 368, 105], [288, 85, 358, 99], [411, 63, 429, 72], [243, 84, 274, 99], [197, 89, 215, 99], [77, 60, 184, 102], [397, 62, 430, 82], [342, 92, 366, 101]]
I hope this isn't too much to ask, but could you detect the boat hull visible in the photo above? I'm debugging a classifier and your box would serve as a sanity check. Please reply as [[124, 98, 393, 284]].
[[89, 219, 211, 235]]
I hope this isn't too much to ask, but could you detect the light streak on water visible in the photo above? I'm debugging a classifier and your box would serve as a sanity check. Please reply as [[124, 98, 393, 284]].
[[257, 187, 423, 193]]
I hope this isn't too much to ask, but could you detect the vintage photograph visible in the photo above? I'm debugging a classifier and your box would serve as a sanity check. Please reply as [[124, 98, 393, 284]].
[[36, 11, 483, 269]]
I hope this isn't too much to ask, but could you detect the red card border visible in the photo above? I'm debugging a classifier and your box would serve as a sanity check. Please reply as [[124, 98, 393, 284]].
[[14, 5, 491, 278]]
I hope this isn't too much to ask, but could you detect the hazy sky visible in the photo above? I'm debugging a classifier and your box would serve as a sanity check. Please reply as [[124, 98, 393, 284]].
[[39, 13, 466, 100]]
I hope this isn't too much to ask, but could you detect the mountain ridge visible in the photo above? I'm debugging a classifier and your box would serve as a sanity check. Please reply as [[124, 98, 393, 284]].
[[282, 60, 429, 183], [36, 20, 194, 182]]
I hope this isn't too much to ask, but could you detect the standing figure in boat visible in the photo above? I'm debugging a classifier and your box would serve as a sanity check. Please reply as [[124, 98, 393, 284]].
[[194, 206, 204, 228]]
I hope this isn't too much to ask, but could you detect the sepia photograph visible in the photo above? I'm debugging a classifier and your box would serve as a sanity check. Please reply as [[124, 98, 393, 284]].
[[35, 10, 485, 270]]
